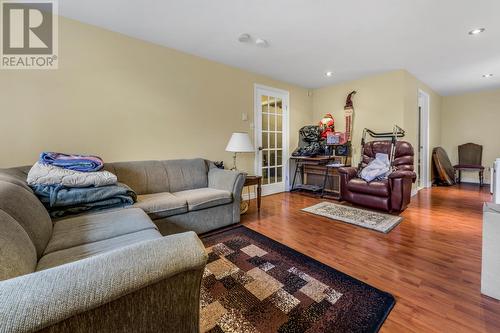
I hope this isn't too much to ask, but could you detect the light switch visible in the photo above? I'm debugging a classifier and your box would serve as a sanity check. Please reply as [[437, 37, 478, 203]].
[[242, 113, 248, 121]]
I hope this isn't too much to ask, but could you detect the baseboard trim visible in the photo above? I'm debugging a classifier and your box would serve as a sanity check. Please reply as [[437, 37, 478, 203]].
[[459, 181, 490, 186]]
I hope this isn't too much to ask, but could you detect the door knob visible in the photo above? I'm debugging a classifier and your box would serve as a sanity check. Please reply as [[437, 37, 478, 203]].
[[258, 146, 263, 151]]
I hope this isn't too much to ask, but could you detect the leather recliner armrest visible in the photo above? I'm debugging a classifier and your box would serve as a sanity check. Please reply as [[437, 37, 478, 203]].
[[338, 167, 358, 180], [389, 170, 417, 182]]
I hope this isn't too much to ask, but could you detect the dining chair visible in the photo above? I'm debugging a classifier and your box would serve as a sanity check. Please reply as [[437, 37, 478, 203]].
[[454, 143, 484, 186]]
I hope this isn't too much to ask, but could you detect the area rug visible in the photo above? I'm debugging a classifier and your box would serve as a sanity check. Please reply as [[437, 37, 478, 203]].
[[200, 226, 395, 333], [302, 202, 403, 233]]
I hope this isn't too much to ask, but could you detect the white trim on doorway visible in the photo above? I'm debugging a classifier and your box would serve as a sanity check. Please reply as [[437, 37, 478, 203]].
[[253, 84, 290, 195], [418, 89, 431, 189]]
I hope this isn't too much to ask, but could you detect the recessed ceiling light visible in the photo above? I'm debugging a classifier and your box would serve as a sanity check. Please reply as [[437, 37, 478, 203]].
[[469, 28, 485, 35], [238, 33, 251, 43], [325, 71, 333, 77], [483, 74, 494, 78], [255, 38, 268, 47]]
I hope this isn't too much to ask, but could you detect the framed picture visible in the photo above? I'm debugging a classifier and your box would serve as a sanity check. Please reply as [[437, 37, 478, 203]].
[[326, 132, 340, 144], [335, 144, 349, 156]]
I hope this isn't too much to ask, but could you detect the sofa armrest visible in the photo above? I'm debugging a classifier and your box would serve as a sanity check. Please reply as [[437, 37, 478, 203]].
[[389, 170, 417, 182], [208, 168, 246, 224], [338, 167, 358, 180], [208, 168, 247, 195], [0, 232, 208, 333]]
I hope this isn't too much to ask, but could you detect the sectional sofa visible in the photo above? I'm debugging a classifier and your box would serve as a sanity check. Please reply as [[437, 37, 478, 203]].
[[0, 158, 246, 333]]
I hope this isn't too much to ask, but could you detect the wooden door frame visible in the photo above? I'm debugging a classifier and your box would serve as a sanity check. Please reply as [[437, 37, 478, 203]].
[[418, 89, 431, 189], [253, 84, 290, 195]]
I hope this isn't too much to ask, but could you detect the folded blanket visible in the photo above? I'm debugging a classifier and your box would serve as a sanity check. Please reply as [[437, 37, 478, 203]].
[[47, 199, 134, 218], [40, 152, 104, 172], [27, 162, 117, 188], [32, 183, 136, 217]]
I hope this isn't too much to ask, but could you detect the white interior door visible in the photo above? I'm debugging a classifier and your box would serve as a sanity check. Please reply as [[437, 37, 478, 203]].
[[254, 84, 289, 196]]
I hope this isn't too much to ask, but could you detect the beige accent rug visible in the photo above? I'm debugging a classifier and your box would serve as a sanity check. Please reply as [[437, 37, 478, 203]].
[[302, 202, 403, 233]]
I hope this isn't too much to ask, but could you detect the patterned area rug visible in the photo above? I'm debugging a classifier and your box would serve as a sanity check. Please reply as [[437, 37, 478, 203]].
[[200, 226, 394, 333], [302, 202, 403, 233]]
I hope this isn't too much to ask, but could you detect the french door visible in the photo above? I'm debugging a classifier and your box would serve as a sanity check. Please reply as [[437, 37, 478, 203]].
[[254, 84, 289, 196]]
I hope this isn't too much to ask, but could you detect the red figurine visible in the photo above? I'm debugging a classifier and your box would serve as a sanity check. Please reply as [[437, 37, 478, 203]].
[[319, 113, 335, 139]]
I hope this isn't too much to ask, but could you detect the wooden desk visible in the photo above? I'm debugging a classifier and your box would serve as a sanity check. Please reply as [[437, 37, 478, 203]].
[[244, 175, 262, 212]]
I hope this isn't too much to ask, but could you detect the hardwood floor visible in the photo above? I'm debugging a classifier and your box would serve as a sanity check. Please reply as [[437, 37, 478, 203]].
[[240, 184, 500, 333]]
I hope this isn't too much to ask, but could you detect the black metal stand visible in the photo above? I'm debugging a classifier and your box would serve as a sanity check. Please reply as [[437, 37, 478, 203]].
[[320, 164, 344, 199], [291, 160, 323, 192], [291, 160, 302, 191], [291, 157, 336, 193], [321, 165, 332, 198]]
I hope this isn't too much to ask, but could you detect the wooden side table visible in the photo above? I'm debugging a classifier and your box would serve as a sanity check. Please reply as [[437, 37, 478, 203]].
[[243, 175, 262, 213]]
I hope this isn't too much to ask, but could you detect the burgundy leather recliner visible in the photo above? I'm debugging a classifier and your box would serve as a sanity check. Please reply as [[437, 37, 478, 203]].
[[338, 141, 416, 213]]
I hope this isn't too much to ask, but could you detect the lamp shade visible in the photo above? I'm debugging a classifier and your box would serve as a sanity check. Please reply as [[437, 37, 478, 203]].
[[225, 132, 254, 153]]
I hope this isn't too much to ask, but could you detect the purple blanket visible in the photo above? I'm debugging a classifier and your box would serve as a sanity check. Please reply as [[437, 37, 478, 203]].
[[40, 152, 104, 172]]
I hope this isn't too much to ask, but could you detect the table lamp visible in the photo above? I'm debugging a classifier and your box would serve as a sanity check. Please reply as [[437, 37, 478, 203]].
[[225, 132, 254, 170]]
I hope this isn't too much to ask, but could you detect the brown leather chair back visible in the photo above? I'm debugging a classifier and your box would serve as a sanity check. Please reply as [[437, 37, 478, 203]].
[[458, 143, 482, 166], [360, 141, 414, 171]]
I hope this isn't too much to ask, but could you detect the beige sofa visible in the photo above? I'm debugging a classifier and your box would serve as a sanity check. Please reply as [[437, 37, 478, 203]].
[[0, 158, 246, 332]]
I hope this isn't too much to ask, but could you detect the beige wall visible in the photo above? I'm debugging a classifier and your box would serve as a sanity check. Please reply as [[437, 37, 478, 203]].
[[442, 88, 500, 184], [0, 17, 313, 178], [312, 70, 405, 167], [312, 70, 442, 187], [4, 16, 495, 190]]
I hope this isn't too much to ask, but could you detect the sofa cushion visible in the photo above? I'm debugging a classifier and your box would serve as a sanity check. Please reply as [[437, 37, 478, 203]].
[[0, 180, 52, 258], [163, 159, 208, 192], [0, 210, 37, 281], [347, 178, 390, 197], [134, 192, 188, 219], [44, 208, 157, 255], [36, 229, 162, 271], [103, 161, 169, 195], [173, 188, 232, 211]]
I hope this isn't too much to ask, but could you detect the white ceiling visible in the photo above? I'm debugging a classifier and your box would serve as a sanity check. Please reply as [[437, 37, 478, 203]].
[[60, 0, 500, 95]]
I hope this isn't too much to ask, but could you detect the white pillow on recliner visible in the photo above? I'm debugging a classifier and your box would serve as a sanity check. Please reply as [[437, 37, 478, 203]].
[[360, 153, 391, 182]]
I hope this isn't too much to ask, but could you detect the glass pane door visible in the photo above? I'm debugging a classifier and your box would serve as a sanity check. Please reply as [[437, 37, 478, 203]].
[[261, 96, 283, 185], [255, 85, 288, 196]]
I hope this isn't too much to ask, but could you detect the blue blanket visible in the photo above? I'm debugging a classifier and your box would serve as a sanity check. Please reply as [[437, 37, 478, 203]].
[[32, 183, 136, 217], [40, 152, 104, 172]]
